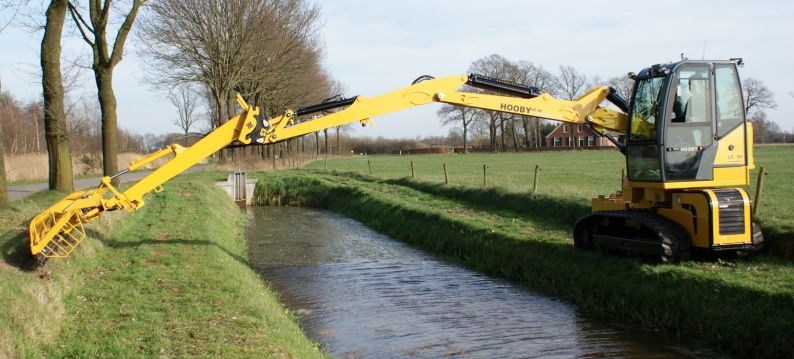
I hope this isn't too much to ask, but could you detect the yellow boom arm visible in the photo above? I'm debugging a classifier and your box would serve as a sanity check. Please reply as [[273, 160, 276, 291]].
[[29, 74, 626, 260], [258, 75, 626, 146]]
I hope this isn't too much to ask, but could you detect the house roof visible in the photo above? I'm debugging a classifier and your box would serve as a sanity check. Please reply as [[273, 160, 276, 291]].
[[543, 123, 622, 139]]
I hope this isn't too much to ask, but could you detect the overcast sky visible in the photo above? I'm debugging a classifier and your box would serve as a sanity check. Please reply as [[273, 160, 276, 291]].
[[1, 0, 792, 139]]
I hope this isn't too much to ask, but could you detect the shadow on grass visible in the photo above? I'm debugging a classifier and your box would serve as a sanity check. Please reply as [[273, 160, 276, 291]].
[[102, 237, 255, 271], [0, 230, 37, 271], [764, 228, 794, 260], [314, 171, 591, 232]]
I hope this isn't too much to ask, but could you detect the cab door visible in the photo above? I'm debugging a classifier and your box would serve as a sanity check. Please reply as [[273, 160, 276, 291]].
[[663, 63, 715, 181]]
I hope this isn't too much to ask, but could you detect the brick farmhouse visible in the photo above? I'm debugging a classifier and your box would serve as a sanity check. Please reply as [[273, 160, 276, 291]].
[[544, 123, 617, 148]]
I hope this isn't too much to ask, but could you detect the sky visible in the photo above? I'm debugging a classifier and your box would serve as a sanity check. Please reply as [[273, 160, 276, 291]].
[[1, 0, 792, 139]]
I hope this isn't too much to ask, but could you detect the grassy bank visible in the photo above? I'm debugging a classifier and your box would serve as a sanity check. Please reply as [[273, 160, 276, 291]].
[[306, 146, 794, 258], [252, 169, 794, 358], [1, 173, 325, 358]]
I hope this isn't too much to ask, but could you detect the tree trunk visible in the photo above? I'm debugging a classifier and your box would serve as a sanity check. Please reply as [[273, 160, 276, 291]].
[[314, 132, 320, 156], [511, 120, 519, 149], [534, 119, 541, 147], [323, 128, 329, 154], [34, 110, 41, 151], [499, 117, 506, 150], [488, 113, 497, 151], [0, 79, 9, 207], [41, 0, 74, 192], [95, 67, 119, 181], [214, 93, 227, 163], [335, 128, 340, 155], [522, 118, 531, 147], [462, 124, 468, 153]]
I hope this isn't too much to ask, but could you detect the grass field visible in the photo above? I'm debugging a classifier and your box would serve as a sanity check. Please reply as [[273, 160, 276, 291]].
[[253, 145, 794, 357], [307, 150, 625, 197], [306, 146, 794, 256], [0, 173, 325, 358]]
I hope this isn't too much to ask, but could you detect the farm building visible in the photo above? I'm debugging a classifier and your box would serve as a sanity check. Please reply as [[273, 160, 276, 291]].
[[544, 123, 617, 148]]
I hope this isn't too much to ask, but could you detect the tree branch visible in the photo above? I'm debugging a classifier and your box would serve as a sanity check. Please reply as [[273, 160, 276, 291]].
[[67, 1, 95, 46], [109, 0, 144, 67]]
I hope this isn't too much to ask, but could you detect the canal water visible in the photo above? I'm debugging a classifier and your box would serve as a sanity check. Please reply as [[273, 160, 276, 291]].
[[246, 206, 704, 358]]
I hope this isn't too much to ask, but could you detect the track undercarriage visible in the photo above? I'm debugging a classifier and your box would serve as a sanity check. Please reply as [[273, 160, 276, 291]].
[[573, 211, 692, 262]]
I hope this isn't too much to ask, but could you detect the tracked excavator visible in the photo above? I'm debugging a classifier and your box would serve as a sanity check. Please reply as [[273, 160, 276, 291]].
[[29, 58, 763, 263]]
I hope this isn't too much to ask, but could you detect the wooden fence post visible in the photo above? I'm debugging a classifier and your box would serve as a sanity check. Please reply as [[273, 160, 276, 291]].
[[532, 165, 541, 193], [368, 159, 373, 175], [483, 164, 487, 187], [324, 152, 328, 171], [411, 161, 415, 179], [753, 166, 766, 217], [443, 163, 449, 184]]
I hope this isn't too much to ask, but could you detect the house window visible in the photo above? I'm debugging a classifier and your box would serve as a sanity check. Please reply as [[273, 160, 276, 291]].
[[588, 136, 595, 146], [567, 137, 573, 147], [553, 137, 561, 147], [578, 136, 585, 147], [562, 125, 568, 134], [577, 124, 583, 133]]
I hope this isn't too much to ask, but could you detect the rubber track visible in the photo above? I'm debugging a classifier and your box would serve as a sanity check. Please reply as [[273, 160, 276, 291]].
[[576, 210, 692, 262]]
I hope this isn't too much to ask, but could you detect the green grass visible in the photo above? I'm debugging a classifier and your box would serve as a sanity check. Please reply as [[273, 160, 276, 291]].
[[255, 145, 794, 358], [0, 172, 326, 358], [308, 146, 794, 258], [307, 150, 625, 198]]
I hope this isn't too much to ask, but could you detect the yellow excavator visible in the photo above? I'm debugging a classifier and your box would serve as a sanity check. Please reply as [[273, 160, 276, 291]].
[[28, 58, 762, 263]]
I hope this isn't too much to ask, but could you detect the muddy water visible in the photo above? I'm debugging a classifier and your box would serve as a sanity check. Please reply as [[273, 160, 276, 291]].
[[247, 206, 703, 358]]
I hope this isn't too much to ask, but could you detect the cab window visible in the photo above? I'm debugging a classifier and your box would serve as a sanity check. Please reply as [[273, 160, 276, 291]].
[[670, 66, 711, 124], [715, 64, 744, 137], [629, 77, 664, 141]]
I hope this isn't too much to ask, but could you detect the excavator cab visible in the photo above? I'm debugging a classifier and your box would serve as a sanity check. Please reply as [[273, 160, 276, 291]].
[[625, 59, 750, 187], [581, 59, 760, 261]]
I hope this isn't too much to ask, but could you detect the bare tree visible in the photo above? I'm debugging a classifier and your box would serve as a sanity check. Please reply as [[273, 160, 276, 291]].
[[515, 60, 556, 147], [437, 104, 476, 153], [168, 84, 198, 146], [468, 54, 518, 151], [41, 0, 74, 191], [140, 0, 317, 161], [334, 124, 351, 154], [67, 0, 145, 183], [607, 75, 634, 104], [742, 77, 777, 115], [749, 111, 778, 143], [556, 65, 589, 100], [0, 0, 23, 32]]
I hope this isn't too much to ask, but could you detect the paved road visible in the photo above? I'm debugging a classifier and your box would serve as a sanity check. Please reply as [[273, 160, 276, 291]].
[[8, 164, 210, 200]]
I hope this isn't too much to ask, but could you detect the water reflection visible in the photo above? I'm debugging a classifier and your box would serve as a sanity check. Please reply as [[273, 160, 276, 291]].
[[247, 206, 698, 358]]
